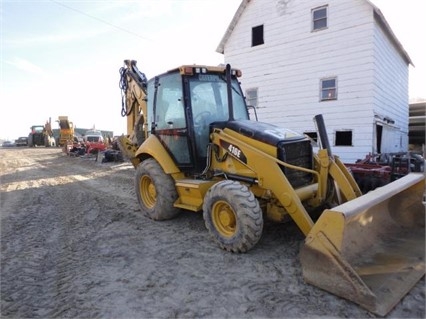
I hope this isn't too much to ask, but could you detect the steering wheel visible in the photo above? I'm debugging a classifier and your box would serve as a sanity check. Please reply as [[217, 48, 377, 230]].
[[194, 111, 212, 126]]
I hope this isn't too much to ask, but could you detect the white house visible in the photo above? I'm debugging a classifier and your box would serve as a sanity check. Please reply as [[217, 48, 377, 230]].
[[216, 0, 412, 163]]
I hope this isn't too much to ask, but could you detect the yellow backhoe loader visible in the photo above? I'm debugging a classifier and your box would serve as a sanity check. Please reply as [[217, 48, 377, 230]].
[[57, 116, 75, 147], [118, 60, 425, 316]]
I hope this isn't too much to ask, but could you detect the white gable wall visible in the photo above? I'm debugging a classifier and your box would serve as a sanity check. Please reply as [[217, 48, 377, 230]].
[[372, 15, 409, 153], [222, 0, 409, 162]]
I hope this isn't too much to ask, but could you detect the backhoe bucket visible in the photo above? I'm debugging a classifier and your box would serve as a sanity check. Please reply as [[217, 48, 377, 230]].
[[300, 173, 425, 316], [116, 135, 139, 168]]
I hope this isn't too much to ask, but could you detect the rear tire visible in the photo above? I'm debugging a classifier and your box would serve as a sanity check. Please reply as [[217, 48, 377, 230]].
[[135, 158, 180, 220], [203, 180, 263, 253]]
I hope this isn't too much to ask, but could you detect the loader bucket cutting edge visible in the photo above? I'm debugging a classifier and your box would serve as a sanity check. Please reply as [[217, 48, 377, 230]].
[[300, 173, 425, 316]]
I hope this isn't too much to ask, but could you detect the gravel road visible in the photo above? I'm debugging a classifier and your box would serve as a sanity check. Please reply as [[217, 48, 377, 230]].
[[1, 147, 424, 318]]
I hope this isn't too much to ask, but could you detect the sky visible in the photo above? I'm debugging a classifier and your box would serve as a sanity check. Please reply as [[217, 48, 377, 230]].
[[1, 0, 425, 141]]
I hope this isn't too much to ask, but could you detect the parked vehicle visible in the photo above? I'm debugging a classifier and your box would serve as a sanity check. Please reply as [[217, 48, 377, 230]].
[[15, 137, 28, 147], [28, 119, 56, 147], [83, 130, 106, 154], [117, 60, 424, 316], [1, 141, 15, 147], [57, 116, 74, 147]]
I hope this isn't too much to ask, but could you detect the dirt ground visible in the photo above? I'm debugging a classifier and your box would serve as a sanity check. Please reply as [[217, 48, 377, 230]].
[[1, 147, 424, 319]]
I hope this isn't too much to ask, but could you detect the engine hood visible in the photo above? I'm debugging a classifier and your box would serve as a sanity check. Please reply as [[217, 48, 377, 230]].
[[221, 120, 306, 146]]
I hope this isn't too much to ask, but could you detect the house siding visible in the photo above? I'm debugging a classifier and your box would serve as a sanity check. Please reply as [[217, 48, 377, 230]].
[[221, 0, 409, 162], [372, 15, 409, 153]]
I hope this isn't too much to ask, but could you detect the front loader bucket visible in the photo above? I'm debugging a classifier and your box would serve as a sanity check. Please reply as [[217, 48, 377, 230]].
[[300, 173, 425, 316]]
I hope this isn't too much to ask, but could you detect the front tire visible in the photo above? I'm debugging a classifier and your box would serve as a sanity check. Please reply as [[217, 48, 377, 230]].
[[135, 158, 180, 220], [203, 180, 263, 253]]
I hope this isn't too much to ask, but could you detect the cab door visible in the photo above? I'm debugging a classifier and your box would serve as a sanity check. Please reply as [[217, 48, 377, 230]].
[[152, 73, 193, 167]]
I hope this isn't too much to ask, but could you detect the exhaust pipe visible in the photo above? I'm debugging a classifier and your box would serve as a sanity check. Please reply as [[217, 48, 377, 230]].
[[313, 114, 332, 156]]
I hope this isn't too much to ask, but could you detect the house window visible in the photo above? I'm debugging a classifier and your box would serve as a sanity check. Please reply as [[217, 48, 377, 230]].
[[312, 6, 328, 31], [320, 77, 337, 101], [304, 131, 318, 143], [335, 130, 352, 146], [245, 88, 258, 107], [252, 25, 264, 47]]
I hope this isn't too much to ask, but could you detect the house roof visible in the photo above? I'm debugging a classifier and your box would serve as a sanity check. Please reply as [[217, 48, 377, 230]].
[[216, 0, 413, 66], [216, 0, 250, 54], [366, 0, 413, 65]]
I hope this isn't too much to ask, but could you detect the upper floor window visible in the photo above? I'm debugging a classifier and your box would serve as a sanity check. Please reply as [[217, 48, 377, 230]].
[[312, 6, 328, 31], [252, 25, 264, 46], [320, 77, 337, 101]]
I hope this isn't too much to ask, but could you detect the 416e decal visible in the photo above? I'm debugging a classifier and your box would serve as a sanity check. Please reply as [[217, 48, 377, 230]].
[[219, 140, 247, 164]]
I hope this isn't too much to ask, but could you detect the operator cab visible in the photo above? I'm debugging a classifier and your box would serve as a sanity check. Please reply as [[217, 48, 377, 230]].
[[147, 65, 249, 174]]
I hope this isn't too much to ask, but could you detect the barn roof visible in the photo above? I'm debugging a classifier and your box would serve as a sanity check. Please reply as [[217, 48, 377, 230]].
[[216, 0, 413, 66]]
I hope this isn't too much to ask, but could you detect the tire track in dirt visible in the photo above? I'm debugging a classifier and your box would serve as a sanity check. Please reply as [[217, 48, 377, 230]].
[[1, 148, 424, 318], [1, 149, 137, 318]]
